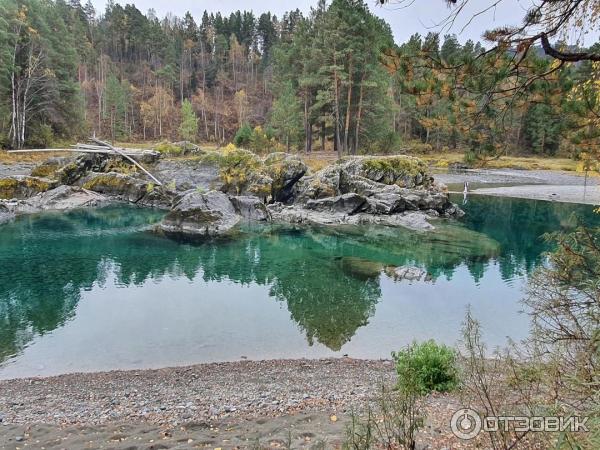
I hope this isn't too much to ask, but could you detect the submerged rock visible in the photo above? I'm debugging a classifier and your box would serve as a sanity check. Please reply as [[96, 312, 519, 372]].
[[338, 256, 383, 280], [160, 190, 240, 239]]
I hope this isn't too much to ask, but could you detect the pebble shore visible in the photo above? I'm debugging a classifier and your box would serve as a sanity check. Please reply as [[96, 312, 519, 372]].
[[0, 359, 396, 426]]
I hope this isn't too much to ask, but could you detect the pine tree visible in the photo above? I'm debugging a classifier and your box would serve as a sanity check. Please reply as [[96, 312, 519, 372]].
[[179, 99, 198, 142], [269, 82, 303, 152]]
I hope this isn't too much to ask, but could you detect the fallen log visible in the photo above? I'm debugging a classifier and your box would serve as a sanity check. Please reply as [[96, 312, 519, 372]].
[[8, 140, 163, 186], [88, 138, 163, 186]]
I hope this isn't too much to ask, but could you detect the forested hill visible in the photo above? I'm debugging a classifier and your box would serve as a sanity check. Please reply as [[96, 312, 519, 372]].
[[1, 0, 598, 160]]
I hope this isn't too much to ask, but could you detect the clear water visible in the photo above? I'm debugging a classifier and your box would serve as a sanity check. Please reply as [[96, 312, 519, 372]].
[[0, 196, 598, 379]]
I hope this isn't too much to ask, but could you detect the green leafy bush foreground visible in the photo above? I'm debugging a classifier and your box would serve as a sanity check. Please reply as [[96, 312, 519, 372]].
[[392, 340, 458, 394]]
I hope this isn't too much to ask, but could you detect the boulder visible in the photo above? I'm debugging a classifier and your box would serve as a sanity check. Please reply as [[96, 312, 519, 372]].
[[0, 176, 53, 200], [305, 193, 367, 214], [160, 190, 240, 239], [230, 195, 271, 221]]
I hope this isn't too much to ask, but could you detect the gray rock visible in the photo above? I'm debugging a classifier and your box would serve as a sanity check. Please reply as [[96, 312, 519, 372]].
[[305, 193, 367, 214], [160, 190, 240, 239], [27, 185, 107, 211], [153, 158, 222, 192], [268, 203, 437, 231], [230, 195, 271, 221]]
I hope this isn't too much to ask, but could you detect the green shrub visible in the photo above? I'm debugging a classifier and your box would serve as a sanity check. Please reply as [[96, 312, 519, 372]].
[[27, 123, 54, 148], [392, 340, 458, 394], [155, 141, 183, 156], [233, 124, 252, 147]]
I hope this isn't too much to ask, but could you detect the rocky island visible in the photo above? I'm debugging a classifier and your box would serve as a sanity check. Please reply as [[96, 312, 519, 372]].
[[0, 146, 462, 237]]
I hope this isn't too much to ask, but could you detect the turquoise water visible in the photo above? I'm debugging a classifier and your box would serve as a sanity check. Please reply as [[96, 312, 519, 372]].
[[0, 196, 598, 378]]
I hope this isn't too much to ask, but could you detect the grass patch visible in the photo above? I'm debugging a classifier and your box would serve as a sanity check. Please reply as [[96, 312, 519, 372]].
[[393, 340, 459, 394]]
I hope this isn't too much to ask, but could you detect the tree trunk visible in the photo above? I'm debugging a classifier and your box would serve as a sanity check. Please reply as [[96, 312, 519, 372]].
[[343, 57, 353, 155], [333, 53, 342, 159], [355, 72, 365, 155]]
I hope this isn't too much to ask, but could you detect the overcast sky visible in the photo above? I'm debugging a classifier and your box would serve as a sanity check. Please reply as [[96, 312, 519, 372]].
[[89, 0, 596, 46]]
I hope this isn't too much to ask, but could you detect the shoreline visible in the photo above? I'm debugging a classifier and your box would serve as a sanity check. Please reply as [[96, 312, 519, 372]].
[[0, 358, 395, 425], [0, 358, 468, 449]]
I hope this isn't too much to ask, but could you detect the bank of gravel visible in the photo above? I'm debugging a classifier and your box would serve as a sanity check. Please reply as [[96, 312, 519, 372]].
[[0, 358, 480, 449], [0, 359, 396, 426]]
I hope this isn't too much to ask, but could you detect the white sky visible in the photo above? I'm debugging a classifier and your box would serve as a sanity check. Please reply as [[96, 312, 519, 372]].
[[89, 0, 598, 46]]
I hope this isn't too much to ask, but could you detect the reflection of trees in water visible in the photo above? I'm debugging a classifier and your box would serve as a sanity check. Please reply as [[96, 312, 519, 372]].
[[456, 195, 600, 282], [3, 199, 595, 363]]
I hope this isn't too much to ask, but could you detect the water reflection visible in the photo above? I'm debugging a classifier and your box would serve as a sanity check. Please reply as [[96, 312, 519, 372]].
[[0, 196, 598, 369]]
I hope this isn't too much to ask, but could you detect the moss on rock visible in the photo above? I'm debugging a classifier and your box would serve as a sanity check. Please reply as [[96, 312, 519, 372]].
[[355, 155, 430, 188], [0, 176, 52, 200]]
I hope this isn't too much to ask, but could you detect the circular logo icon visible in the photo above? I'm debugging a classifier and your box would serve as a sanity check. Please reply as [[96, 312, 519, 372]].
[[450, 408, 482, 440]]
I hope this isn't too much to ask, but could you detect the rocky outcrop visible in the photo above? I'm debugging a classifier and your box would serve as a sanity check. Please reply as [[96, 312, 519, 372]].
[[267, 203, 438, 231], [269, 155, 461, 231], [0, 185, 108, 220], [262, 153, 307, 203], [0, 176, 54, 200], [1, 149, 464, 235], [78, 172, 175, 208], [81, 172, 149, 203]]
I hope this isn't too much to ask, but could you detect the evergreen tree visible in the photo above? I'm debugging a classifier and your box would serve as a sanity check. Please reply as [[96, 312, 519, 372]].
[[269, 82, 303, 152], [178, 99, 198, 142]]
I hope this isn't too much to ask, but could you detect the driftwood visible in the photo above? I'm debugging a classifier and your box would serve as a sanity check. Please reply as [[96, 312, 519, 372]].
[[88, 138, 163, 186], [8, 139, 163, 186]]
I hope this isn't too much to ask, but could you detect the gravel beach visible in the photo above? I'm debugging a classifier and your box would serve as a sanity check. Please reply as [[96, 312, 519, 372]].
[[436, 168, 600, 204], [0, 358, 473, 449]]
